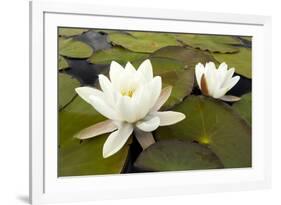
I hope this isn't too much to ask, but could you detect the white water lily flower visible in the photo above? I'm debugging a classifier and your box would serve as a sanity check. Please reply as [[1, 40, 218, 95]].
[[195, 62, 241, 102], [75, 59, 186, 158]]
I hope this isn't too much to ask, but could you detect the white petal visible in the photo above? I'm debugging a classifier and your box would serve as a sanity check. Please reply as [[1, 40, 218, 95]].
[[216, 62, 228, 88], [89, 95, 119, 120], [218, 62, 228, 71], [137, 59, 153, 82], [212, 87, 229, 98], [205, 62, 217, 96], [124, 62, 136, 73], [132, 86, 151, 120], [221, 68, 235, 88], [134, 129, 155, 150], [99, 75, 113, 94], [74, 120, 117, 140], [150, 86, 172, 112], [98, 74, 116, 107], [154, 111, 186, 126], [109, 61, 124, 85], [103, 123, 133, 158], [226, 76, 240, 90], [75, 87, 103, 105], [136, 115, 160, 132], [219, 95, 241, 102], [195, 63, 205, 89], [133, 76, 162, 121], [148, 76, 162, 110], [117, 95, 136, 123]]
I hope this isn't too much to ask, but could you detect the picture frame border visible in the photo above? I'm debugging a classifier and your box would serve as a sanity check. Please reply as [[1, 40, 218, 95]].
[[30, 1, 272, 204]]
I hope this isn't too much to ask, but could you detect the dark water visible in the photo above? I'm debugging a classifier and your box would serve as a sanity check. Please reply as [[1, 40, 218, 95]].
[[121, 137, 144, 173], [237, 37, 252, 48], [74, 30, 112, 51], [64, 59, 109, 86], [228, 75, 251, 96]]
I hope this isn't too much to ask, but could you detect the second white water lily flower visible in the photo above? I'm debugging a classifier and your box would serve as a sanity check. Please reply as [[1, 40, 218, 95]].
[[75, 59, 186, 158], [195, 62, 241, 102]]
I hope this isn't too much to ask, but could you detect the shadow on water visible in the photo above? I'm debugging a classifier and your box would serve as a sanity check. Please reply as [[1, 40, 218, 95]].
[[228, 74, 251, 96], [74, 30, 112, 51], [121, 136, 147, 174], [64, 59, 109, 86]]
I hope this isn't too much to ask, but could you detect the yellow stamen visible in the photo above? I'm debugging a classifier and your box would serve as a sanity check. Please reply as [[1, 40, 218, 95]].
[[121, 89, 134, 97]]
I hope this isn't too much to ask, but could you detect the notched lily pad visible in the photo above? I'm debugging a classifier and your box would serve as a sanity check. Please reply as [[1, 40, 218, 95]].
[[59, 73, 80, 110], [108, 32, 181, 53], [213, 47, 252, 78], [134, 140, 223, 172], [155, 95, 252, 168], [59, 28, 89, 37], [59, 38, 93, 59], [151, 46, 218, 69], [88, 47, 149, 65], [233, 92, 252, 125], [58, 55, 69, 70], [132, 57, 194, 109], [174, 34, 241, 53], [59, 96, 130, 176]]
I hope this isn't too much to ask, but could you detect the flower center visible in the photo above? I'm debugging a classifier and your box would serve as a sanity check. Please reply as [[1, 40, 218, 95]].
[[121, 89, 135, 97]]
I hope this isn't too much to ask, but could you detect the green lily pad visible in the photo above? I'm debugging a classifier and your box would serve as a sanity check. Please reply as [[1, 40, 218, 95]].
[[59, 28, 89, 37], [155, 96, 251, 168], [59, 96, 130, 176], [233, 93, 252, 125], [59, 38, 93, 59], [213, 47, 252, 78], [132, 57, 194, 109], [59, 73, 80, 110], [174, 34, 241, 53], [134, 140, 223, 172], [108, 32, 181, 53], [58, 55, 69, 70], [151, 46, 218, 69], [88, 47, 149, 65]]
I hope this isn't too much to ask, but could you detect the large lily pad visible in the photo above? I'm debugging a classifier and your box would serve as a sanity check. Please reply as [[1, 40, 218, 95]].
[[132, 57, 194, 109], [213, 47, 252, 78], [59, 73, 80, 110], [108, 32, 181, 53], [134, 140, 223, 172], [174, 34, 241, 53], [88, 47, 149, 65], [233, 93, 252, 125], [59, 38, 93, 59], [58, 55, 69, 70], [59, 96, 130, 176], [151, 46, 218, 69], [155, 96, 251, 168], [59, 28, 89, 37]]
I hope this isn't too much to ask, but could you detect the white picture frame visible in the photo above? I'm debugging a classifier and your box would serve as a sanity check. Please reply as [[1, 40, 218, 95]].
[[30, 0, 272, 204]]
